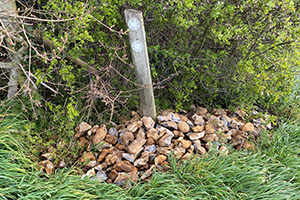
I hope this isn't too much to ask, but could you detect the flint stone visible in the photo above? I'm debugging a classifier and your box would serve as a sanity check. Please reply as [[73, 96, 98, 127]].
[[146, 127, 159, 141], [154, 154, 167, 166], [193, 140, 207, 155], [114, 172, 138, 186], [127, 121, 142, 133], [202, 133, 216, 143], [40, 160, 54, 175], [108, 127, 118, 137], [144, 145, 156, 153], [91, 169, 107, 182], [119, 131, 134, 146], [97, 147, 115, 163], [158, 130, 174, 147], [93, 125, 107, 144], [242, 123, 255, 133], [169, 113, 181, 123], [142, 117, 155, 130], [122, 153, 135, 163], [195, 107, 208, 116], [75, 122, 91, 138], [192, 114, 205, 125], [187, 132, 205, 140], [126, 137, 146, 156], [174, 147, 186, 159], [114, 161, 135, 172], [177, 121, 190, 133], [105, 135, 117, 145], [88, 125, 99, 136]]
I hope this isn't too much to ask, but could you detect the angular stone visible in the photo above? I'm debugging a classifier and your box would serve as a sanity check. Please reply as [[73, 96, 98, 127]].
[[116, 143, 126, 150], [179, 139, 192, 149], [91, 169, 107, 182], [169, 113, 181, 123], [78, 137, 89, 147], [144, 145, 156, 153], [177, 121, 190, 133], [108, 127, 118, 137], [136, 127, 146, 140], [114, 161, 135, 172], [119, 131, 134, 146], [212, 108, 226, 116], [127, 121, 142, 133], [173, 130, 185, 138], [161, 121, 177, 130], [157, 115, 170, 123], [126, 137, 146, 156], [219, 146, 229, 155], [205, 125, 215, 134], [105, 153, 119, 165], [93, 125, 107, 144], [192, 125, 205, 132], [173, 147, 186, 159], [87, 125, 99, 136], [80, 151, 96, 163], [122, 153, 135, 163], [97, 147, 115, 163], [114, 172, 138, 186], [181, 152, 192, 160], [156, 147, 171, 156], [86, 160, 97, 168], [39, 160, 54, 175], [158, 130, 174, 147], [141, 165, 154, 180], [134, 157, 148, 167], [193, 140, 207, 155], [154, 154, 167, 166], [187, 132, 205, 140], [94, 141, 112, 151], [82, 168, 95, 178], [75, 122, 91, 138], [192, 114, 205, 125], [202, 133, 216, 143], [218, 133, 231, 143], [146, 127, 159, 141], [105, 135, 117, 145], [146, 137, 156, 145], [242, 123, 255, 133], [142, 117, 155, 130], [109, 169, 118, 181], [195, 107, 208, 116], [95, 162, 108, 171], [187, 145, 195, 153]]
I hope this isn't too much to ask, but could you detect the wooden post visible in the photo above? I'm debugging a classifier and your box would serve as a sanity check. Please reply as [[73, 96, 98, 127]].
[[124, 9, 156, 119]]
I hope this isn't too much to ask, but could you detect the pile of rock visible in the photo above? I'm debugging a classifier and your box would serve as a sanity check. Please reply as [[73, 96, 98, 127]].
[[39, 107, 272, 186]]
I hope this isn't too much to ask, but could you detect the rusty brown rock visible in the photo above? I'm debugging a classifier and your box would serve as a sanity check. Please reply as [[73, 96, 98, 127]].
[[212, 108, 226, 116], [242, 123, 255, 133], [116, 143, 126, 150], [126, 137, 146, 156], [146, 137, 156, 145], [136, 127, 146, 140], [187, 132, 205, 140], [219, 146, 229, 155], [173, 130, 185, 138], [114, 172, 138, 186], [127, 121, 143, 133], [192, 125, 205, 132], [202, 133, 216, 143], [40, 160, 54, 175], [105, 135, 117, 145], [187, 145, 195, 153], [195, 106, 208, 116], [122, 153, 135, 163], [75, 122, 91, 138], [218, 133, 231, 143], [80, 151, 96, 163], [119, 131, 134, 146], [181, 152, 192, 160], [97, 147, 115, 163], [146, 127, 159, 141], [86, 160, 97, 168], [134, 157, 148, 167], [114, 161, 135, 172], [179, 139, 192, 149], [93, 125, 107, 144], [205, 125, 215, 134], [174, 147, 186, 159], [105, 153, 119, 165], [142, 117, 155, 130], [157, 147, 171, 156], [141, 165, 154, 180], [154, 154, 167, 166], [109, 169, 118, 181], [243, 141, 255, 151], [177, 121, 190, 133], [78, 137, 89, 147], [162, 121, 178, 130]]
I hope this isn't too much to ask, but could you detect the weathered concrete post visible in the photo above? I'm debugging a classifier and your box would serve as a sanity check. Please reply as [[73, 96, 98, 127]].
[[124, 9, 156, 119]]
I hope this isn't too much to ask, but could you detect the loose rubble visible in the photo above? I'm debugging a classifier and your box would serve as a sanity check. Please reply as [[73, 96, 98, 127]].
[[39, 107, 273, 187]]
